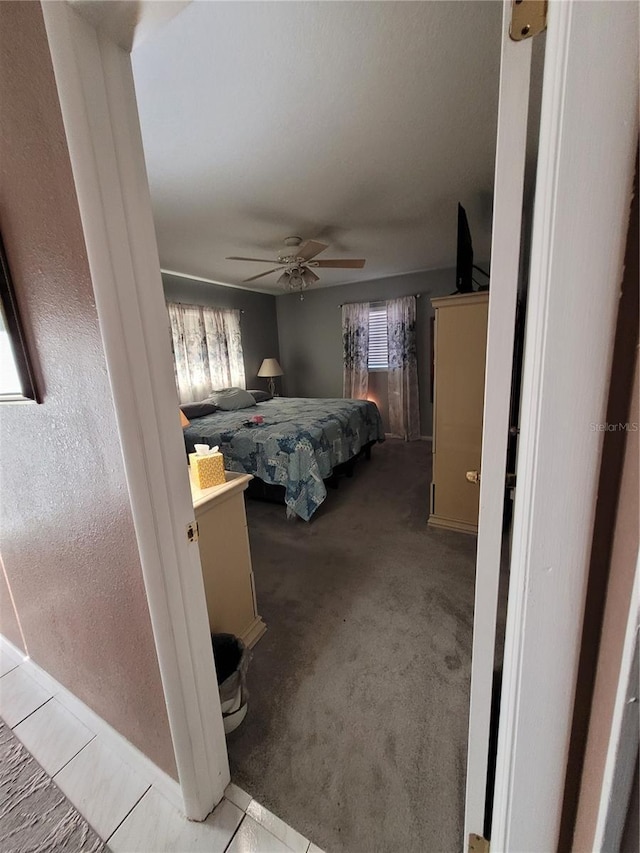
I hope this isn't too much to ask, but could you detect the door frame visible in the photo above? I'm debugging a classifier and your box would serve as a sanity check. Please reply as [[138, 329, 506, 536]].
[[41, 1, 228, 820], [463, 1, 532, 837], [491, 1, 637, 848], [42, 0, 638, 844]]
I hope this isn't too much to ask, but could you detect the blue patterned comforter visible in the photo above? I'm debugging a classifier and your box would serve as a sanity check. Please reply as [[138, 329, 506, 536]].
[[183, 397, 384, 520]]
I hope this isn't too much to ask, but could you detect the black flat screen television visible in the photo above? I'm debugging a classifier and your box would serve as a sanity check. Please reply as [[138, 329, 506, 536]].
[[456, 203, 474, 293]]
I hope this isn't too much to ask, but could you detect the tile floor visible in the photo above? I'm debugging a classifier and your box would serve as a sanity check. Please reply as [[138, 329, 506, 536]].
[[0, 648, 325, 853]]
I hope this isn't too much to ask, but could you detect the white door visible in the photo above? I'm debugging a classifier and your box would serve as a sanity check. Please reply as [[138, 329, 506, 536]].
[[464, 0, 537, 843]]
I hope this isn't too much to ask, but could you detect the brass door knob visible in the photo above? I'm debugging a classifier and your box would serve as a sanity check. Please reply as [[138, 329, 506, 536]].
[[466, 470, 481, 484]]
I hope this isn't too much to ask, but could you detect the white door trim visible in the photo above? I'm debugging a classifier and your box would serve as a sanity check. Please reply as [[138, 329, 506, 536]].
[[464, 0, 532, 838], [491, 1, 638, 850], [41, 1, 229, 819]]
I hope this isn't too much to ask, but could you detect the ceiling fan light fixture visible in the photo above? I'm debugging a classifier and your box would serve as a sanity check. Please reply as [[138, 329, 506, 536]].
[[278, 265, 309, 293], [288, 271, 305, 289]]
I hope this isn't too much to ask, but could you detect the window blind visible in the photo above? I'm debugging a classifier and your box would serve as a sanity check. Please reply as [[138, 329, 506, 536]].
[[368, 305, 388, 369]]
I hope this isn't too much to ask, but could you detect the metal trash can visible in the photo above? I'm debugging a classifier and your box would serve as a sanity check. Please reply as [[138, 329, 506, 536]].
[[212, 633, 249, 734]]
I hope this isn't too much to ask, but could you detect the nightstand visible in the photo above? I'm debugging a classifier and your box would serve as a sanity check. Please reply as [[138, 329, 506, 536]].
[[189, 469, 266, 648]]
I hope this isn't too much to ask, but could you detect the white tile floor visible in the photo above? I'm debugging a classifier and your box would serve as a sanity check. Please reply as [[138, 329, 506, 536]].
[[0, 642, 22, 677], [109, 788, 243, 853], [0, 649, 325, 853], [0, 666, 52, 727], [246, 801, 309, 853], [13, 697, 94, 776]]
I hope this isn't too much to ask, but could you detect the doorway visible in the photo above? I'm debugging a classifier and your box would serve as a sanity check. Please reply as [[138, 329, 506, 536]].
[[42, 4, 634, 840], [130, 4, 513, 850]]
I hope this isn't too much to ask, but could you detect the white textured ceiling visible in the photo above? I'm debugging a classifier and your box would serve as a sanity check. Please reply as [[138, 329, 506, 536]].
[[132, 0, 503, 294], [71, 0, 189, 51]]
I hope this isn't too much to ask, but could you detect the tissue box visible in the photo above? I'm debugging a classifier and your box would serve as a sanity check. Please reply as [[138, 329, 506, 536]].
[[189, 451, 226, 489]]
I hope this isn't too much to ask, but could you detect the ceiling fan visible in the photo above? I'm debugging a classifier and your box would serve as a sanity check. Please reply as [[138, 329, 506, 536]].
[[226, 236, 366, 293]]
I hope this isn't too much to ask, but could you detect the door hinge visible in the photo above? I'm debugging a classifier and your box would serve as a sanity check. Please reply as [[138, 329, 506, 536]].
[[510, 0, 547, 42], [468, 833, 490, 853], [187, 521, 199, 543]]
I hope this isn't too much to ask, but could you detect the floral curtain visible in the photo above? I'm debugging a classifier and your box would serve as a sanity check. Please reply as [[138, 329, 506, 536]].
[[342, 301, 370, 399], [167, 302, 245, 403], [387, 295, 420, 440]]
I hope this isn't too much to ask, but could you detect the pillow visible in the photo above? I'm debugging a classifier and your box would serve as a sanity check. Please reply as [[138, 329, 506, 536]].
[[180, 401, 219, 419], [247, 389, 272, 403], [206, 387, 257, 411]]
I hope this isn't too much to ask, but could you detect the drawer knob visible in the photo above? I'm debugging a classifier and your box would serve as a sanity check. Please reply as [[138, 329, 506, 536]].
[[466, 470, 481, 484]]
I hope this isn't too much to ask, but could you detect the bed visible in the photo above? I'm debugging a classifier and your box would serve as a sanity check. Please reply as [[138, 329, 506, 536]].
[[183, 397, 384, 520]]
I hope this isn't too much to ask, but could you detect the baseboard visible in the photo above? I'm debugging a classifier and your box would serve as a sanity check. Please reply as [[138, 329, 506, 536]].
[[384, 433, 433, 441], [0, 634, 184, 813], [427, 514, 478, 535], [241, 616, 267, 650]]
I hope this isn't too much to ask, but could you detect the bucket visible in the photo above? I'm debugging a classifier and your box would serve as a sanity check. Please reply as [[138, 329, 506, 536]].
[[212, 633, 249, 734]]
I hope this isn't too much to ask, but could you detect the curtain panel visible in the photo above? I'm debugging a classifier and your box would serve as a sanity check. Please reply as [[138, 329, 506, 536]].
[[387, 295, 420, 441], [342, 301, 370, 399], [167, 302, 245, 403]]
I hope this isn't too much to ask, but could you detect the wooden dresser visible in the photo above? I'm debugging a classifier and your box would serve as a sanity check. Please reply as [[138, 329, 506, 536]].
[[428, 292, 489, 534], [189, 469, 266, 648]]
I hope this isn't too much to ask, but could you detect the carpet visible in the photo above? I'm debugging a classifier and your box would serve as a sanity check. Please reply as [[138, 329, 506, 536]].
[[227, 439, 479, 853], [0, 721, 106, 853]]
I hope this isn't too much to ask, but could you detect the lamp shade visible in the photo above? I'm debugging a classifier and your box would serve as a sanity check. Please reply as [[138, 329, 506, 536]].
[[257, 358, 283, 378]]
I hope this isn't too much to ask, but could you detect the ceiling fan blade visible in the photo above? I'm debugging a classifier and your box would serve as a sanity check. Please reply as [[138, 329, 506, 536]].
[[242, 267, 284, 283], [296, 240, 329, 261], [314, 259, 366, 269], [226, 256, 281, 263], [302, 268, 320, 284]]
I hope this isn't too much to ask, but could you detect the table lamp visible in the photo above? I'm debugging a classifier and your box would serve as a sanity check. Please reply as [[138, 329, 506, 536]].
[[257, 358, 283, 396]]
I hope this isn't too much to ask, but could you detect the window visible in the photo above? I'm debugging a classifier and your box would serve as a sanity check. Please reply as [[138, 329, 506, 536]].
[[167, 302, 245, 402], [368, 304, 388, 370]]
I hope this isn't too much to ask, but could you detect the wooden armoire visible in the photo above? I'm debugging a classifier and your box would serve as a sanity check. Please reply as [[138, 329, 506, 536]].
[[428, 291, 489, 534]]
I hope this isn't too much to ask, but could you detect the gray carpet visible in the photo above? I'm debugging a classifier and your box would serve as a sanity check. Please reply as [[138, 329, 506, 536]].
[[0, 721, 106, 853], [228, 439, 478, 853]]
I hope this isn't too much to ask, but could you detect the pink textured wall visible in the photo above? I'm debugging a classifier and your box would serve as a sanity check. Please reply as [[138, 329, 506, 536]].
[[0, 1, 177, 780], [571, 354, 639, 851]]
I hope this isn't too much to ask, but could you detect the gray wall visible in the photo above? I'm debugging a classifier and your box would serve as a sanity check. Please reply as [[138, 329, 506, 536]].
[[276, 268, 458, 435], [162, 273, 280, 389]]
